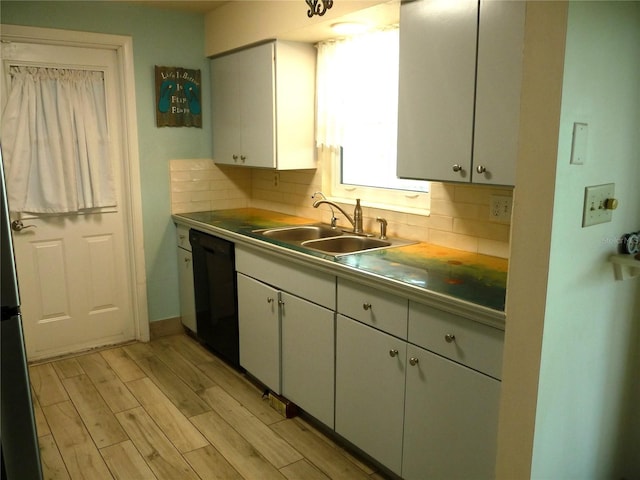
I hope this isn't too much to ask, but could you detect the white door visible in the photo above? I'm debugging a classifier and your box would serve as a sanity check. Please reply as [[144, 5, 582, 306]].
[[1, 41, 137, 360]]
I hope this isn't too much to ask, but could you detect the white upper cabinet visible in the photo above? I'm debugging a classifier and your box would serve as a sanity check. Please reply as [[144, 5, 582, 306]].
[[397, 0, 525, 186], [397, 0, 478, 183], [473, 0, 526, 185], [211, 40, 317, 170]]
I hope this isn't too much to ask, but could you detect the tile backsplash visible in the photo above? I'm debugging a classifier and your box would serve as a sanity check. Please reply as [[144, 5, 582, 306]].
[[169, 159, 512, 258]]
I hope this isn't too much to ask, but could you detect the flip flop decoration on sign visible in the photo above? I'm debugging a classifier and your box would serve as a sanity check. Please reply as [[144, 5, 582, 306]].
[[155, 66, 202, 127]]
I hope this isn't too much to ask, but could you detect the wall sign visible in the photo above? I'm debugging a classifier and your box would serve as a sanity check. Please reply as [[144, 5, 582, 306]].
[[155, 66, 202, 128]]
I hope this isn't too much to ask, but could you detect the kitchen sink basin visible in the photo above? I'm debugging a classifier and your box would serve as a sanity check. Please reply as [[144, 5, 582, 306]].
[[254, 223, 416, 256], [301, 236, 392, 255], [255, 225, 341, 242]]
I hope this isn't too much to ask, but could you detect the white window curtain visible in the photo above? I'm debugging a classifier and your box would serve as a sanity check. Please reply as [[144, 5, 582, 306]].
[[1, 66, 115, 213], [316, 27, 428, 193], [315, 27, 399, 150]]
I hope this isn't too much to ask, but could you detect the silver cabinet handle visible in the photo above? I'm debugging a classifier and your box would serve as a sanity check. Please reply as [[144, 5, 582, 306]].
[[278, 300, 285, 306], [267, 297, 274, 303], [445, 334, 456, 343], [389, 349, 399, 358], [363, 302, 372, 310], [240, 155, 247, 162], [452, 164, 464, 173], [409, 357, 419, 366], [183, 257, 191, 265], [232, 154, 239, 161], [11, 220, 36, 232], [476, 165, 487, 174]]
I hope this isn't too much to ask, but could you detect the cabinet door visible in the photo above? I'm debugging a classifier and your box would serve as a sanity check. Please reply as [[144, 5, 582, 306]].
[[281, 292, 335, 428], [237, 43, 276, 168], [237, 273, 280, 393], [402, 343, 501, 480], [335, 314, 406, 475], [211, 53, 241, 165], [473, 0, 525, 186], [397, 0, 477, 182], [177, 248, 196, 333]]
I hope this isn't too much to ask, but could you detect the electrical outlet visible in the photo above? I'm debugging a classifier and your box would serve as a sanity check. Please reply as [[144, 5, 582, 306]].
[[489, 195, 512, 223], [582, 183, 615, 227]]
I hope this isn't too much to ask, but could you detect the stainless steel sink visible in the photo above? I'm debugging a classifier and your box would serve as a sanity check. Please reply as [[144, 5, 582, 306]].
[[301, 236, 392, 255], [254, 223, 416, 256], [255, 225, 342, 242]]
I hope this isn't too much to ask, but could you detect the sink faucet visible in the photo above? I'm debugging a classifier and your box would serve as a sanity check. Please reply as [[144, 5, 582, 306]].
[[313, 198, 364, 235]]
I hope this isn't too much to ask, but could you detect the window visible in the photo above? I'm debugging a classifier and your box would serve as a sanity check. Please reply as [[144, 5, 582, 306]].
[[316, 27, 429, 212]]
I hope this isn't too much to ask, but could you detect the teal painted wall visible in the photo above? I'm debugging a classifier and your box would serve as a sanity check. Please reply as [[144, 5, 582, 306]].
[[1, 1, 213, 322], [531, 2, 640, 477]]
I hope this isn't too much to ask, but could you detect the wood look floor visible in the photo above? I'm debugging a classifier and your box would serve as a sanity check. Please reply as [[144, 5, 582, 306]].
[[29, 333, 387, 480]]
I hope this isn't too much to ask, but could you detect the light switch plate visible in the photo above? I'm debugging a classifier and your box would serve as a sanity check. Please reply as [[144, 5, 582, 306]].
[[582, 183, 615, 227], [570, 122, 588, 165]]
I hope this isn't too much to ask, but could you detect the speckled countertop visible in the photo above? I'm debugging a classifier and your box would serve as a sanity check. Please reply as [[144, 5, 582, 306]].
[[173, 208, 508, 328]]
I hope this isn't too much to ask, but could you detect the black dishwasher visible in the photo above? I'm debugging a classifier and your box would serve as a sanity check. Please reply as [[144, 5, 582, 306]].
[[189, 229, 239, 367]]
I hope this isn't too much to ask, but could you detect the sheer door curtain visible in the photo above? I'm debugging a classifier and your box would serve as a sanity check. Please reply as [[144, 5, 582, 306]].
[[1, 66, 115, 214]]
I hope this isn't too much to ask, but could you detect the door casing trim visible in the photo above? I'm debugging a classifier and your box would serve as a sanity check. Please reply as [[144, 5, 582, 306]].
[[1, 24, 150, 343]]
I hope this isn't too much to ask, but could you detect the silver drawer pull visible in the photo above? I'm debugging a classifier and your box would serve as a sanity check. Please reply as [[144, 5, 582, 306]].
[[389, 349, 398, 358], [409, 357, 419, 366], [267, 297, 274, 303], [363, 302, 372, 310], [445, 334, 456, 343]]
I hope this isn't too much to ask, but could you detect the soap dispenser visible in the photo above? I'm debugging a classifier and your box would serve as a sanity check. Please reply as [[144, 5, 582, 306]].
[[353, 198, 363, 234]]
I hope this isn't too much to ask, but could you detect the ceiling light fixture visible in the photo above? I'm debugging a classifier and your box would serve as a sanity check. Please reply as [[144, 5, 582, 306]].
[[306, 0, 334, 17]]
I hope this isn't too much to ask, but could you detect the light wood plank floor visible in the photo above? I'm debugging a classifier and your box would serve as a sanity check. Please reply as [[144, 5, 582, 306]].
[[30, 333, 388, 480]]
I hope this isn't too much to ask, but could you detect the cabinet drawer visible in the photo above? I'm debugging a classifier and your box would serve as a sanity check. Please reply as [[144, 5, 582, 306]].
[[176, 224, 191, 251], [236, 245, 335, 309], [337, 278, 408, 339], [408, 301, 503, 379]]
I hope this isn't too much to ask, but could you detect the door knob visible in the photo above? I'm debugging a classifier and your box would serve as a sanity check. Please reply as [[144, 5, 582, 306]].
[[11, 220, 36, 232], [476, 165, 487, 174], [409, 357, 419, 366], [389, 349, 399, 357]]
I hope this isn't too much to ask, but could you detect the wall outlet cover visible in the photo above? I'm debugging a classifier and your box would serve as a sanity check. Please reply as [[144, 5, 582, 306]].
[[489, 195, 512, 223]]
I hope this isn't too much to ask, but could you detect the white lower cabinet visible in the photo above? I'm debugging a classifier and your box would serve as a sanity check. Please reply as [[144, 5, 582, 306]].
[[176, 225, 196, 333], [235, 245, 336, 420], [402, 343, 501, 480], [335, 286, 503, 478], [237, 273, 280, 393], [335, 314, 407, 475], [177, 248, 196, 332], [281, 292, 335, 428], [234, 243, 503, 479]]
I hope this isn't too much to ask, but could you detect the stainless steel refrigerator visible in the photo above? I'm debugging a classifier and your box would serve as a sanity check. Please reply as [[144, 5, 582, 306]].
[[1, 148, 43, 480]]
